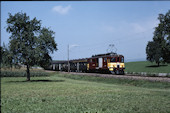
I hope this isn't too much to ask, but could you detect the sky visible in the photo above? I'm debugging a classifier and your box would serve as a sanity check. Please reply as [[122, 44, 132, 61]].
[[1, 1, 170, 62]]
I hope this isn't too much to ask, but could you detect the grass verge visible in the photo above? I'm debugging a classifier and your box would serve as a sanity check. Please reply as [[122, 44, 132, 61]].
[[56, 73, 170, 89]]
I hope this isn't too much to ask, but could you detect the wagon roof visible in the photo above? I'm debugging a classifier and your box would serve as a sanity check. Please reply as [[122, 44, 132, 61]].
[[52, 53, 124, 64], [52, 60, 67, 64], [89, 53, 124, 59], [70, 58, 88, 62]]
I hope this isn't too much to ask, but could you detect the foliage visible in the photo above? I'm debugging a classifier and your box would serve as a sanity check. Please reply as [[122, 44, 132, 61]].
[[146, 10, 170, 66], [146, 41, 162, 66], [1, 74, 170, 113], [5, 12, 57, 81], [1, 43, 13, 69], [38, 28, 57, 69]]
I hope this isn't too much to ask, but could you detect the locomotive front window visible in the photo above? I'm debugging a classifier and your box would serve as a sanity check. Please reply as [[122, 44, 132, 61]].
[[110, 57, 116, 62], [121, 57, 124, 62], [104, 58, 107, 62], [117, 57, 120, 62]]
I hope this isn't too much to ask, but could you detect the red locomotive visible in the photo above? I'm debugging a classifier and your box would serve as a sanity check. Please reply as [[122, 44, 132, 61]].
[[49, 52, 125, 75]]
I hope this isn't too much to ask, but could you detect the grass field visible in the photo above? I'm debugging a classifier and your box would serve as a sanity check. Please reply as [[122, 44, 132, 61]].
[[1, 73, 170, 113], [125, 61, 170, 73]]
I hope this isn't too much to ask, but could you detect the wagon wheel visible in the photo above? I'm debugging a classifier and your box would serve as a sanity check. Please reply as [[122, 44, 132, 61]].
[[115, 70, 119, 75], [111, 71, 115, 74]]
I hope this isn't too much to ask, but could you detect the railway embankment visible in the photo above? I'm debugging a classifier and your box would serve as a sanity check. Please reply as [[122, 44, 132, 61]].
[[60, 72, 170, 83], [125, 72, 170, 77]]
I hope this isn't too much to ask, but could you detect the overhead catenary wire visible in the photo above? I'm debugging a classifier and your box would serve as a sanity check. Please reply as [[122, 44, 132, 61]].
[[71, 29, 152, 54], [59, 28, 154, 60], [71, 27, 153, 51]]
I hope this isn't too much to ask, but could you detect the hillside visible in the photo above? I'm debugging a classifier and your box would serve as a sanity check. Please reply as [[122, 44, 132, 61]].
[[125, 61, 170, 73]]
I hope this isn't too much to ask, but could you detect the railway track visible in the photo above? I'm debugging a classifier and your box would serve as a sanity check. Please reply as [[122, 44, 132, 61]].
[[60, 72, 170, 83]]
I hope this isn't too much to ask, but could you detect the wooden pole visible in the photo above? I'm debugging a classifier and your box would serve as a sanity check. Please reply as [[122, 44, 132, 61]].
[[68, 44, 70, 72]]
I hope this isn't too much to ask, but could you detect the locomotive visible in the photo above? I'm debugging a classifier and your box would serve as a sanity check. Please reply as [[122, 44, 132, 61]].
[[48, 52, 125, 75]]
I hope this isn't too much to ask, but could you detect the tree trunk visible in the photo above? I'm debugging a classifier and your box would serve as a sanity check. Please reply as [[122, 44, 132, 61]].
[[26, 64, 30, 81], [11, 64, 12, 71]]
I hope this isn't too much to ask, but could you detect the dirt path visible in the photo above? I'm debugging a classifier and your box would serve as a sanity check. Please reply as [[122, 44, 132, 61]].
[[60, 72, 170, 83]]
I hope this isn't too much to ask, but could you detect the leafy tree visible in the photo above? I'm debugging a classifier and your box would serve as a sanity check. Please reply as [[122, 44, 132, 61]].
[[6, 12, 57, 81], [38, 27, 57, 69], [146, 41, 162, 66], [146, 10, 170, 66], [1, 43, 13, 69]]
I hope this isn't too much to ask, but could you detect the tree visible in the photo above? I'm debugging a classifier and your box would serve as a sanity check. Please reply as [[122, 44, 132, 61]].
[[1, 43, 13, 69], [146, 10, 170, 66], [146, 41, 162, 66], [38, 28, 57, 69], [6, 12, 57, 81]]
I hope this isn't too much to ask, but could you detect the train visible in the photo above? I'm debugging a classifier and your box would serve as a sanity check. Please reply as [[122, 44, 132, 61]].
[[47, 52, 125, 75]]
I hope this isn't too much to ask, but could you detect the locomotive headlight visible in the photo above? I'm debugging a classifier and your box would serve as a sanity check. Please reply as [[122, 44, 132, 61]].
[[122, 64, 125, 68], [108, 63, 117, 68], [109, 67, 113, 71]]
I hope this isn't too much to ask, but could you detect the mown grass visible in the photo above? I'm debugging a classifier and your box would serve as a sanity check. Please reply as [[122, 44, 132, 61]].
[[1, 73, 170, 113], [125, 61, 170, 73]]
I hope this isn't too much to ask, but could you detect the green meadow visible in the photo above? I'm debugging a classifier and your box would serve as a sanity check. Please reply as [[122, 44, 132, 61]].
[[125, 61, 170, 73], [1, 73, 170, 113]]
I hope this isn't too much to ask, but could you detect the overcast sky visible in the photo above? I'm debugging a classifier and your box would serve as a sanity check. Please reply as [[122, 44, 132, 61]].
[[1, 1, 170, 62]]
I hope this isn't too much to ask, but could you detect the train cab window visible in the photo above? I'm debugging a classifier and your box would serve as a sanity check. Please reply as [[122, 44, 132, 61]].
[[104, 58, 107, 62], [96, 58, 98, 66], [92, 59, 95, 63], [117, 57, 120, 62], [110, 57, 116, 62], [90, 59, 92, 63], [121, 57, 124, 62]]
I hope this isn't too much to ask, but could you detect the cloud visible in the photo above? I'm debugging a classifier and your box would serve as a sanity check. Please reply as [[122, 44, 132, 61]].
[[101, 18, 159, 37], [130, 23, 146, 33], [103, 25, 115, 33], [52, 5, 72, 15]]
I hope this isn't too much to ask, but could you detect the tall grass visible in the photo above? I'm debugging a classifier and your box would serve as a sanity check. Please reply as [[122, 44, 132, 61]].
[[1, 68, 49, 77]]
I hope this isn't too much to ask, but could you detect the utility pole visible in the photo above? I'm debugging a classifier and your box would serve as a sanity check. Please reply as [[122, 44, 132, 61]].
[[68, 44, 70, 72], [67, 44, 79, 73]]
